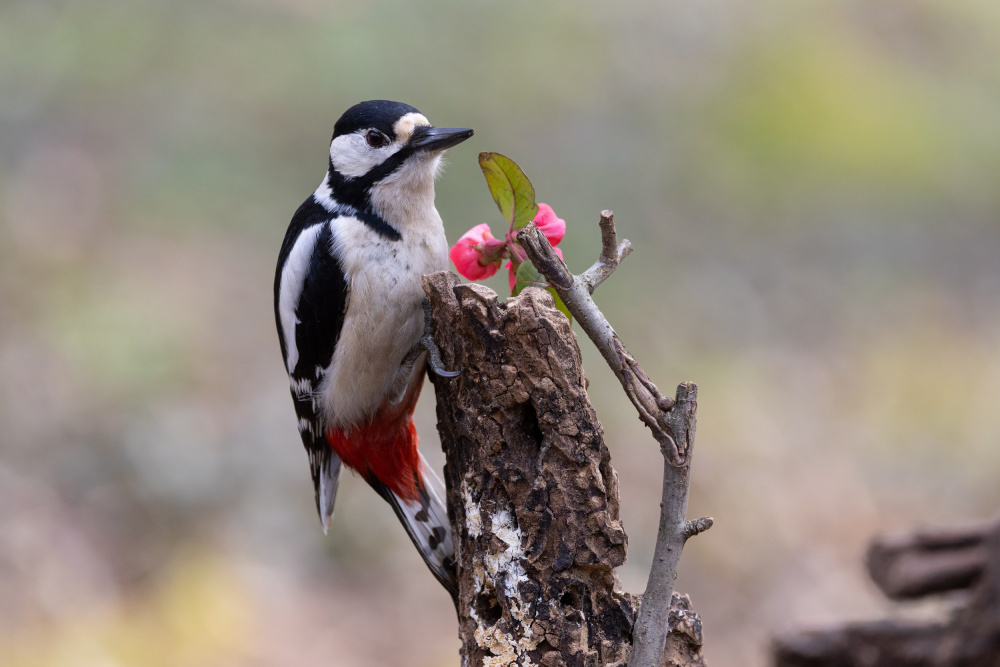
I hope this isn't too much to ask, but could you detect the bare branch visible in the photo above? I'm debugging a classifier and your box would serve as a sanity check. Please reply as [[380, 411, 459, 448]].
[[517, 213, 709, 667], [628, 383, 699, 667], [580, 210, 634, 293], [518, 220, 683, 464]]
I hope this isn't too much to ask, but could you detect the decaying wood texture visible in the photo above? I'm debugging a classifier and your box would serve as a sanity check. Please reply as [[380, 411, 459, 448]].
[[517, 214, 712, 667], [773, 518, 1000, 666], [424, 271, 706, 667]]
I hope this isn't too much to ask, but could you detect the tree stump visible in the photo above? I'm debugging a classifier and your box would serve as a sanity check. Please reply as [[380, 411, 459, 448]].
[[424, 271, 706, 667]]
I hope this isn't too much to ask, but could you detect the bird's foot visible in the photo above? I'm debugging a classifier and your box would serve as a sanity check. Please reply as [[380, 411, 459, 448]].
[[422, 297, 462, 378]]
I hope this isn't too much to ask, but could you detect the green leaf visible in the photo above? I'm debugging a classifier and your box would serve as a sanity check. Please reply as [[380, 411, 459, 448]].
[[512, 260, 543, 296], [479, 152, 539, 231], [512, 260, 572, 323], [547, 287, 572, 322]]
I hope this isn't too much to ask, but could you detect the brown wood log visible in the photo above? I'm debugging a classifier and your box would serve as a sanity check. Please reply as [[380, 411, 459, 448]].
[[424, 271, 706, 667], [866, 524, 990, 600], [773, 518, 1000, 667], [773, 620, 952, 667]]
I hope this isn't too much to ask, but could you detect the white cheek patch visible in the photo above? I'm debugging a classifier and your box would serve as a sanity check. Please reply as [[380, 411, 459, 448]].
[[329, 114, 430, 180], [329, 133, 401, 178], [393, 112, 430, 144]]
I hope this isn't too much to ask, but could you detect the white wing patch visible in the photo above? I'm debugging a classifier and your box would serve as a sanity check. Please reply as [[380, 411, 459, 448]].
[[278, 223, 324, 374]]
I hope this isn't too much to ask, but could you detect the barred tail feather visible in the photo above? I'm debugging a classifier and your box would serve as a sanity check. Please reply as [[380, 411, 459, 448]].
[[375, 453, 457, 601]]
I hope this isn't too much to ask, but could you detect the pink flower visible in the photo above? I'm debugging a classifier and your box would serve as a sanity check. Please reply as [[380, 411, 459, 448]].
[[451, 203, 566, 292], [533, 203, 565, 246], [449, 223, 504, 280], [507, 247, 563, 292]]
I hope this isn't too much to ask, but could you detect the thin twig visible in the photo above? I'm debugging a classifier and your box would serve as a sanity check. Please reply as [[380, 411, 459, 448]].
[[580, 211, 633, 293], [517, 213, 712, 667]]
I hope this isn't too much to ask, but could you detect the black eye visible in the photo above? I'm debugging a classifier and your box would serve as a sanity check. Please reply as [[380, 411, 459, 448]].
[[366, 130, 388, 148]]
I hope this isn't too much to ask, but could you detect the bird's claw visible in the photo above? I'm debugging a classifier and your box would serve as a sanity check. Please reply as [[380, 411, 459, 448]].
[[423, 335, 462, 377], [422, 298, 462, 378]]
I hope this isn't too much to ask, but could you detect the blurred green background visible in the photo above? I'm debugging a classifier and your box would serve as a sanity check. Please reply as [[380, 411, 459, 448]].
[[3, 0, 1000, 665]]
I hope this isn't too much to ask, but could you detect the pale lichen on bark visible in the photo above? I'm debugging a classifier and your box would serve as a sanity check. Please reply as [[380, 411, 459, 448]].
[[468, 502, 540, 667]]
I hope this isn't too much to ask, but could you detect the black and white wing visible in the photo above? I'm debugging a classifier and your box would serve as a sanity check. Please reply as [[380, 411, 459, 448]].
[[274, 197, 349, 532]]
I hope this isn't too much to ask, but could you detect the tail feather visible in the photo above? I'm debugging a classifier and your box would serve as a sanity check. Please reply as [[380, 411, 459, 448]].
[[373, 453, 457, 601], [317, 451, 342, 534]]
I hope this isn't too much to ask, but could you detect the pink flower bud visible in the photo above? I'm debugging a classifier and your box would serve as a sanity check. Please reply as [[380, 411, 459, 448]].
[[533, 202, 565, 246], [450, 223, 503, 280]]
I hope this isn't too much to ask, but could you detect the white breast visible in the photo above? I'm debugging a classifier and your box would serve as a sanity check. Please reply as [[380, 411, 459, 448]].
[[320, 211, 449, 429]]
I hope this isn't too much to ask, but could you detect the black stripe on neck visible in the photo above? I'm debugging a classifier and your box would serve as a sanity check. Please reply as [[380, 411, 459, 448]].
[[326, 143, 418, 224], [320, 180, 404, 242], [349, 206, 401, 241]]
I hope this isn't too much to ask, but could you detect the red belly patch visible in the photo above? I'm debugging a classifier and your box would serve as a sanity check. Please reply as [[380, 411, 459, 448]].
[[326, 407, 422, 502]]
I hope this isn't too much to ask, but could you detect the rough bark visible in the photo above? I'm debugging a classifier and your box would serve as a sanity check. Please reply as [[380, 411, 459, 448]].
[[424, 271, 705, 667], [773, 518, 1000, 667], [661, 593, 707, 667], [516, 216, 712, 667]]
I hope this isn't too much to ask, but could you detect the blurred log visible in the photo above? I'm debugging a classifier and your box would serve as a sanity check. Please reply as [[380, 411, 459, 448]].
[[424, 271, 707, 667], [773, 620, 952, 667], [773, 518, 1000, 667], [866, 523, 990, 600]]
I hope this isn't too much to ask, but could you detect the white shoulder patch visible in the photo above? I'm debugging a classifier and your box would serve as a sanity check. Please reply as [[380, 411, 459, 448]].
[[278, 223, 324, 374], [313, 175, 338, 211]]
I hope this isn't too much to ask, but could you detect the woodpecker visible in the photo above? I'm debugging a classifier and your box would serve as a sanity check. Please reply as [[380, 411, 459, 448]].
[[274, 100, 472, 598]]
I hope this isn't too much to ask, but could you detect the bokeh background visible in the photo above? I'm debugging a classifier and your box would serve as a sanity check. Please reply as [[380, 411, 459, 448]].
[[3, 0, 1000, 665]]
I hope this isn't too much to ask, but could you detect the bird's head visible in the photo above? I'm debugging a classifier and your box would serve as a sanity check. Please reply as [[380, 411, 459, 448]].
[[322, 100, 473, 224]]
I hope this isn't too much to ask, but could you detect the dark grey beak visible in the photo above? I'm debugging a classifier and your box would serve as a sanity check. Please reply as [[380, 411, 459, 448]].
[[411, 126, 474, 152]]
